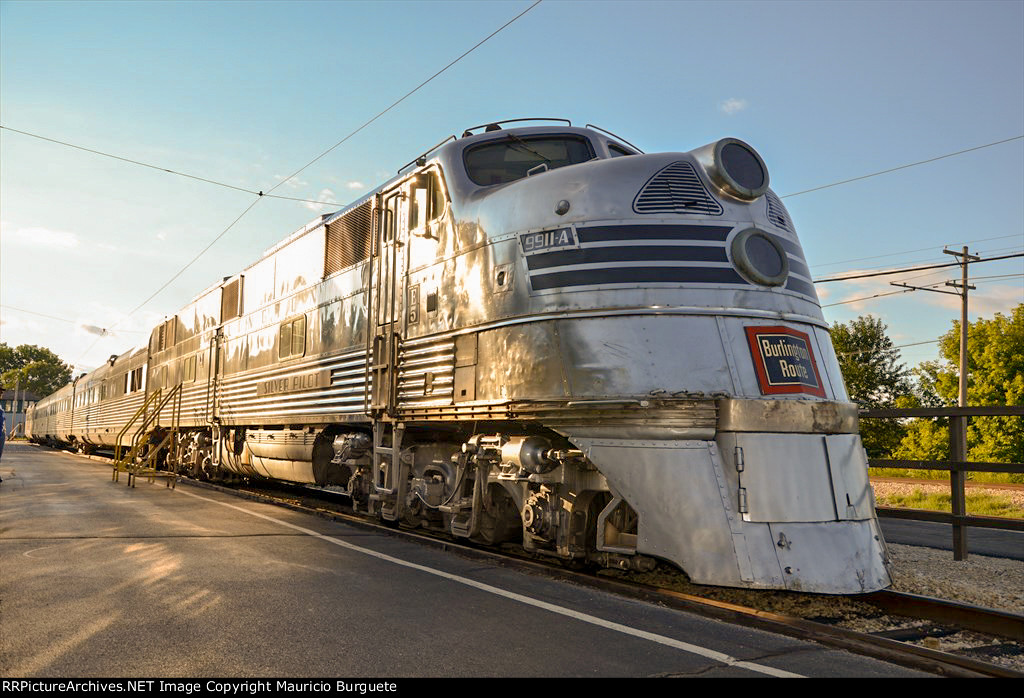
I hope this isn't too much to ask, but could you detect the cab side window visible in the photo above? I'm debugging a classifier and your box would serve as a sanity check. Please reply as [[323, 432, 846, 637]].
[[409, 171, 445, 231], [279, 315, 307, 360], [181, 355, 197, 383]]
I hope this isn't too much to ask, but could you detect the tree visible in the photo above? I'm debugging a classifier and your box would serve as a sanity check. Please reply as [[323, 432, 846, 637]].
[[0, 343, 72, 397], [830, 315, 915, 457], [894, 304, 1024, 473]]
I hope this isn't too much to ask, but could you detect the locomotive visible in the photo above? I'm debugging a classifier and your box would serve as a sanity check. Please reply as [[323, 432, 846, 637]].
[[28, 119, 891, 593]]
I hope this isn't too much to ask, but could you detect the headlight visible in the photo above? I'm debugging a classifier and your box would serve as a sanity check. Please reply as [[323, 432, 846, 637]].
[[731, 228, 788, 286], [694, 138, 770, 201]]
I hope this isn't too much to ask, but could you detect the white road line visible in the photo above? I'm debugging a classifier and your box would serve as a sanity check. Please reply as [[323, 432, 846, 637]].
[[174, 487, 805, 678]]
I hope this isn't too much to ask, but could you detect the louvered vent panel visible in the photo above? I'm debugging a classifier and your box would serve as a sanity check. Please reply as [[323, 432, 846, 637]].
[[221, 278, 242, 322], [325, 200, 374, 276], [633, 161, 723, 215], [765, 190, 794, 232]]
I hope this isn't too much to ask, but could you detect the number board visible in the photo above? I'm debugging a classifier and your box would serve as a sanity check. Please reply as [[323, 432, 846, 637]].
[[519, 226, 578, 255], [744, 326, 825, 397]]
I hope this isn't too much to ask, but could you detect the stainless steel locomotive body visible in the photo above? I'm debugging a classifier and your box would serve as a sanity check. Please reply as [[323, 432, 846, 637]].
[[28, 121, 890, 593]]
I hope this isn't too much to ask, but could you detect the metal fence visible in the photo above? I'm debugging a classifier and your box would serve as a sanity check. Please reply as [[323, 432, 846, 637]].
[[860, 405, 1024, 560]]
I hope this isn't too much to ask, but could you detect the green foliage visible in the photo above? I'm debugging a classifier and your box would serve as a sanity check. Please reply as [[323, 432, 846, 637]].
[[831, 315, 914, 457], [869, 467, 951, 481], [831, 315, 913, 405], [894, 304, 1024, 477], [0, 343, 17, 375], [870, 467, 1024, 485], [0, 343, 72, 398]]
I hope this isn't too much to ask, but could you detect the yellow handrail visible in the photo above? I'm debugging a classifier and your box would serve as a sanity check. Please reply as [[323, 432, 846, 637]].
[[113, 389, 162, 481], [128, 384, 183, 488]]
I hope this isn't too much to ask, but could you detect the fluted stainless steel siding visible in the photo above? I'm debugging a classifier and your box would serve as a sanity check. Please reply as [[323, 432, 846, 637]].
[[216, 350, 372, 424]]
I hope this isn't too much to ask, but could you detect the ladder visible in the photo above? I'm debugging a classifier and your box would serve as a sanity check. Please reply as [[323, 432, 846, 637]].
[[370, 420, 407, 521], [112, 384, 183, 488]]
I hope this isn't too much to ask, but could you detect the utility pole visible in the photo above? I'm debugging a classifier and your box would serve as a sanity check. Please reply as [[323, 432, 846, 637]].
[[943, 246, 978, 560], [943, 246, 979, 410], [891, 246, 978, 560]]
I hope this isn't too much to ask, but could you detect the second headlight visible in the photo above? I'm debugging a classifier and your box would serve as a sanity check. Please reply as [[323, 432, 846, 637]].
[[694, 137, 770, 201]]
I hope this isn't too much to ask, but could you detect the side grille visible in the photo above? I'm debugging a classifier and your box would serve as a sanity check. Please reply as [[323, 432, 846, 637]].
[[633, 161, 723, 216], [325, 199, 374, 276], [765, 190, 794, 232], [221, 277, 243, 322]]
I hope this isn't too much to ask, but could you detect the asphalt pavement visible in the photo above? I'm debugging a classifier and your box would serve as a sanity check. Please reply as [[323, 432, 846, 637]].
[[0, 442, 934, 678]]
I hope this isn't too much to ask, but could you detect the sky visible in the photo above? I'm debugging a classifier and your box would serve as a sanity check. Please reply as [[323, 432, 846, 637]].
[[1, 0, 1022, 380]]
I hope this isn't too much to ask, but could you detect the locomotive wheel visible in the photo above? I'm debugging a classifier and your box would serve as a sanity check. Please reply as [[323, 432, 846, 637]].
[[472, 484, 521, 546], [181, 434, 213, 480]]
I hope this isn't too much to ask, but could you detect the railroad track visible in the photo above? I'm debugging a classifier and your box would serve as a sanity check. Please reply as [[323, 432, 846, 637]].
[[61, 448, 1024, 677]]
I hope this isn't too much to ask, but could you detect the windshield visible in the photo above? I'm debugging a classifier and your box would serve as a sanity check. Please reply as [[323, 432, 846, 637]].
[[464, 135, 594, 186]]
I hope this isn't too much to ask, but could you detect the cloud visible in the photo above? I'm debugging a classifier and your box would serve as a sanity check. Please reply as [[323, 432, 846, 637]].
[[719, 98, 749, 115], [304, 188, 337, 212], [970, 283, 1024, 317], [0, 311, 43, 334], [274, 174, 310, 190], [5, 225, 80, 249], [346, 181, 365, 190]]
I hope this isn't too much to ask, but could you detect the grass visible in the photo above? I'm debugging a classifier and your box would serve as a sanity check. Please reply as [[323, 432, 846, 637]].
[[869, 467, 1024, 485], [874, 489, 1024, 519]]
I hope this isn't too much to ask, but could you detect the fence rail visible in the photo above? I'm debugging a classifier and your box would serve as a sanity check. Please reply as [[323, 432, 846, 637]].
[[860, 405, 1024, 560]]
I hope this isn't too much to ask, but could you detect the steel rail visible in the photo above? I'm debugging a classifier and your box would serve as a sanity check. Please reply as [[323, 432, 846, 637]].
[[863, 590, 1024, 642]]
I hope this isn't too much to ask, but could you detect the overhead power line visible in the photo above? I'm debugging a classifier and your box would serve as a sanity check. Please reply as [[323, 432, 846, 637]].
[[70, 0, 543, 364], [130, 0, 543, 311], [821, 287, 915, 308], [836, 339, 940, 358], [818, 243, 1024, 279], [72, 196, 264, 365], [971, 273, 1024, 282], [810, 233, 1024, 269], [265, 0, 544, 198], [1, 304, 78, 324], [812, 252, 1024, 284], [781, 135, 1024, 199], [0, 304, 144, 333], [126, 199, 263, 319], [0, 124, 350, 207], [9, 124, 1020, 213], [0, 125, 260, 196], [820, 270, 1024, 308], [823, 273, 955, 307]]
